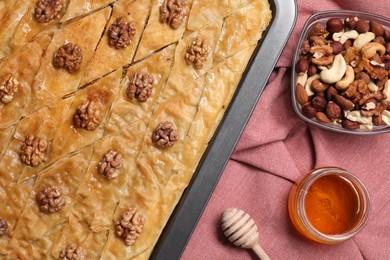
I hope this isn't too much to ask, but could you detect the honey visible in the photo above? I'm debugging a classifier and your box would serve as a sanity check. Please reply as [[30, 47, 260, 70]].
[[288, 167, 371, 244], [305, 175, 359, 235]]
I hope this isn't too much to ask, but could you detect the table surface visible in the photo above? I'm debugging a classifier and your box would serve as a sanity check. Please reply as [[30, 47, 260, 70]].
[[182, 0, 390, 259]]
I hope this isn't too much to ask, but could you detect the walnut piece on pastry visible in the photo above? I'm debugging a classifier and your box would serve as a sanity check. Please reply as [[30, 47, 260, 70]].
[[0, 218, 7, 236], [97, 149, 123, 179], [36, 185, 65, 214], [185, 37, 210, 69], [34, 0, 65, 23], [126, 70, 156, 102], [20, 135, 48, 167], [73, 100, 101, 131], [0, 74, 19, 104], [108, 16, 136, 49], [152, 121, 180, 148], [115, 208, 145, 246], [59, 244, 87, 260], [53, 43, 83, 74], [159, 0, 189, 29]]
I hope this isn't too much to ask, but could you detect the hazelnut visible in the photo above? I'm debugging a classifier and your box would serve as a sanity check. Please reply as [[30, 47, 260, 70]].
[[356, 20, 369, 33], [326, 18, 343, 33], [345, 16, 358, 30], [330, 41, 344, 55], [355, 72, 370, 84], [295, 58, 309, 74], [308, 64, 318, 76], [312, 95, 327, 112], [384, 42, 390, 54], [343, 39, 353, 50], [302, 103, 317, 118], [369, 21, 384, 36], [341, 119, 360, 130], [377, 78, 388, 88], [384, 30, 390, 42], [373, 36, 385, 45], [326, 86, 338, 101], [326, 101, 341, 119]]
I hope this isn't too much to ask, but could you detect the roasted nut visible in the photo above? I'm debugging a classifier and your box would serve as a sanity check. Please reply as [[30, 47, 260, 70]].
[[115, 208, 145, 246], [311, 79, 328, 92], [315, 112, 332, 123], [0, 74, 19, 104], [369, 21, 384, 36], [159, 0, 188, 29], [330, 41, 344, 55], [126, 70, 156, 102], [296, 83, 308, 106], [185, 37, 210, 69], [326, 18, 343, 33], [108, 16, 136, 49], [97, 150, 123, 179], [0, 219, 7, 236], [384, 30, 390, 42], [295, 58, 309, 74], [36, 186, 65, 214], [73, 100, 100, 131], [326, 86, 338, 101], [308, 64, 318, 76], [302, 103, 317, 118], [334, 95, 354, 110], [152, 121, 179, 148], [341, 119, 360, 130], [326, 101, 341, 119], [59, 244, 86, 260], [355, 71, 371, 84], [373, 114, 383, 125], [356, 20, 370, 33], [20, 135, 48, 167], [53, 43, 83, 73], [34, 0, 64, 23], [309, 23, 329, 38], [373, 36, 385, 45], [345, 16, 358, 30], [384, 42, 390, 54], [343, 39, 353, 50], [312, 95, 327, 112]]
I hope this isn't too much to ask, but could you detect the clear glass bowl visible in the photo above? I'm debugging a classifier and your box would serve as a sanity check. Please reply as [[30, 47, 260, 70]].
[[291, 10, 390, 135]]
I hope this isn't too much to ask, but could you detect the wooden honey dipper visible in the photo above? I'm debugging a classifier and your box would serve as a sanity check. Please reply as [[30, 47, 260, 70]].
[[221, 208, 270, 260]]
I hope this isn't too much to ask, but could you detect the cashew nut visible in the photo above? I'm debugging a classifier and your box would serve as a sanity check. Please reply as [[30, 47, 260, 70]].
[[332, 29, 345, 42], [383, 79, 390, 101], [353, 32, 376, 49], [368, 80, 379, 92], [382, 110, 390, 126], [304, 74, 320, 97], [296, 71, 308, 86], [361, 42, 386, 59], [339, 30, 359, 44], [346, 110, 372, 125], [335, 65, 354, 90], [320, 54, 346, 84]]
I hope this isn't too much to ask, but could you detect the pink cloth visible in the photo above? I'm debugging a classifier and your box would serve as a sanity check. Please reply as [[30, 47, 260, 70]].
[[182, 1, 390, 259]]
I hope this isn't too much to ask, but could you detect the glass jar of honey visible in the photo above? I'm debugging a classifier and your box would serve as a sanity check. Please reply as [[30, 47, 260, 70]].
[[288, 167, 371, 244]]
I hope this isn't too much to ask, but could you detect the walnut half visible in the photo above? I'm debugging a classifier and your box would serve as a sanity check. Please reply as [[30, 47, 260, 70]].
[[34, 0, 64, 23], [20, 135, 48, 167], [0, 219, 7, 236], [73, 100, 100, 131], [126, 70, 156, 102], [185, 38, 210, 69], [36, 186, 65, 214], [108, 16, 136, 49], [0, 74, 19, 104], [97, 150, 123, 179], [159, 0, 188, 29], [115, 208, 145, 246], [152, 121, 179, 148], [53, 43, 83, 73], [59, 244, 86, 260]]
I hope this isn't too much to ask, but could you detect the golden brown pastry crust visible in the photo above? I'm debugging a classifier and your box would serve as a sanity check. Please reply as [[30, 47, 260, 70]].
[[0, 0, 272, 258]]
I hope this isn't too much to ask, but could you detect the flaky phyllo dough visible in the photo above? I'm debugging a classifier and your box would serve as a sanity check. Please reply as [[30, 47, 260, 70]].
[[0, 0, 271, 259]]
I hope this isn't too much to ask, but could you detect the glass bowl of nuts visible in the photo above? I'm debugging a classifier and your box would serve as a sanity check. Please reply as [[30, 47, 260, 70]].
[[292, 10, 390, 134]]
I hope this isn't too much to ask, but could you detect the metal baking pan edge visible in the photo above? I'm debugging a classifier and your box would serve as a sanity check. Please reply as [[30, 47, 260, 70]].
[[151, 0, 297, 258]]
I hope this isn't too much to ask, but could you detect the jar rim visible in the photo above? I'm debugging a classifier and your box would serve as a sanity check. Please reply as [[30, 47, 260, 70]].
[[296, 167, 371, 243]]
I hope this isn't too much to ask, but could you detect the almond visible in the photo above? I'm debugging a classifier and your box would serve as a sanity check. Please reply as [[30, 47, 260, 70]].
[[296, 83, 308, 105], [334, 95, 354, 110], [315, 112, 332, 123]]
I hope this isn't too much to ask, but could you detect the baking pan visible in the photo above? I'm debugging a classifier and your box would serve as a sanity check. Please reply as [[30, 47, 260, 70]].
[[151, 0, 297, 258]]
